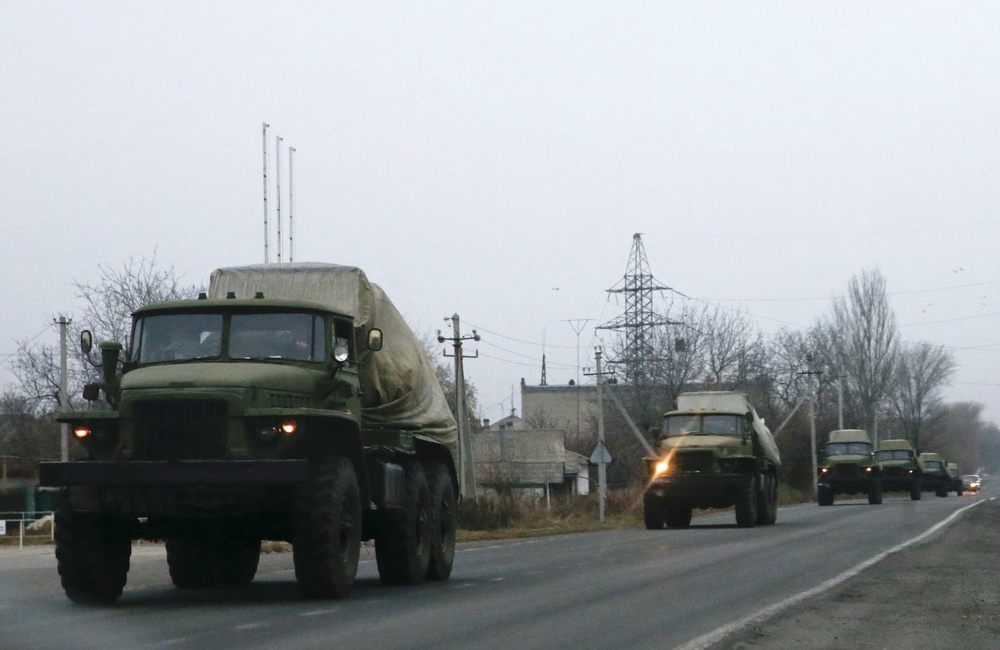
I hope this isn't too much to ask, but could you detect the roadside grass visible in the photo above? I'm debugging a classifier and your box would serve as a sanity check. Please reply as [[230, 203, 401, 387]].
[[457, 482, 813, 541]]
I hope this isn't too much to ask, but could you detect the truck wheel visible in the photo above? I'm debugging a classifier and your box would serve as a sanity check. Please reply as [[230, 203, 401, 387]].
[[758, 473, 778, 525], [423, 461, 456, 581], [376, 460, 433, 585], [666, 505, 692, 528], [219, 536, 261, 585], [936, 483, 948, 497], [910, 480, 922, 500], [868, 479, 883, 505], [643, 494, 665, 530], [54, 492, 131, 604], [166, 537, 218, 588], [735, 474, 758, 527], [293, 456, 362, 599]]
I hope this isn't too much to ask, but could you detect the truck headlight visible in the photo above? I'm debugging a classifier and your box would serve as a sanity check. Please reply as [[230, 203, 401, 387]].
[[654, 459, 669, 476]]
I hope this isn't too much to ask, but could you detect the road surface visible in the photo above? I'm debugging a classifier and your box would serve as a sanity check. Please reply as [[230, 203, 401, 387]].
[[0, 489, 990, 649]]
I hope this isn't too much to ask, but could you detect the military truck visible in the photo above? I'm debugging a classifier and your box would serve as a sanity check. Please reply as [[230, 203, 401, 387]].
[[39, 263, 459, 604], [643, 391, 780, 529], [918, 452, 950, 497], [816, 429, 882, 506], [946, 462, 964, 496], [874, 439, 922, 500]]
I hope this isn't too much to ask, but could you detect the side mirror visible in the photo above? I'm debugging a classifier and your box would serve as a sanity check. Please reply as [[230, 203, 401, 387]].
[[80, 330, 93, 355], [368, 328, 383, 352]]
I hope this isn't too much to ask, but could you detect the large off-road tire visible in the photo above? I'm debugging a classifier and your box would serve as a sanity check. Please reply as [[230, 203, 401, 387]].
[[666, 505, 693, 528], [166, 537, 218, 589], [910, 480, 922, 500], [423, 460, 457, 581], [643, 494, 665, 530], [757, 472, 778, 525], [735, 474, 758, 527], [293, 456, 363, 599], [816, 484, 833, 506], [376, 460, 433, 585], [219, 536, 261, 585], [54, 492, 132, 604], [167, 535, 261, 588], [868, 479, 884, 505]]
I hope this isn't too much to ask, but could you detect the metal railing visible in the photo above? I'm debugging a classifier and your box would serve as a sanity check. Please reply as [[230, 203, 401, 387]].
[[0, 511, 55, 549]]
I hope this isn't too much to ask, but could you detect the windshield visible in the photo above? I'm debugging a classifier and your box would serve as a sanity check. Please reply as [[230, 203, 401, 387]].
[[664, 414, 743, 437], [875, 449, 913, 462], [826, 442, 872, 456], [923, 460, 944, 470], [132, 311, 326, 363], [133, 313, 223, 362], [230, 313, 324, 361]]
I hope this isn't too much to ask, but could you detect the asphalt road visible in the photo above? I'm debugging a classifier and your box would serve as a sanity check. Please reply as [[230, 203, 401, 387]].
[[0, 489, 988, 650]]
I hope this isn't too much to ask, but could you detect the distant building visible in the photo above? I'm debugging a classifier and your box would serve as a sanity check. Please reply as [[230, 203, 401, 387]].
[[472, 427, 590, 498], [520, 381, 599, 437]]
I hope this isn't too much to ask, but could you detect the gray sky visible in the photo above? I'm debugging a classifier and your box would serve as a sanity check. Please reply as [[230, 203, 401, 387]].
[[3, 2, 999, 425]]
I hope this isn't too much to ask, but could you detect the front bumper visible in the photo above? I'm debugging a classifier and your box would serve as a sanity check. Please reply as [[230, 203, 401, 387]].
[[645, 472, 752, 509], [39, 459, 308, 487]]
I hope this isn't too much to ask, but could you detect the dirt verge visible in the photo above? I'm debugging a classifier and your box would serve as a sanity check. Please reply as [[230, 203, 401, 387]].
[[715, 498, 1000, 649]]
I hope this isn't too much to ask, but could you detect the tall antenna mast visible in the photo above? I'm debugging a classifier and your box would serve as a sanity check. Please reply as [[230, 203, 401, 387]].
[[276, 135, 283, 263], [289, 146, 295, 263], [262, 122, 270, 263]]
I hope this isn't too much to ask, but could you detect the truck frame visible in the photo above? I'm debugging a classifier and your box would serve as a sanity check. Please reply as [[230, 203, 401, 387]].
[[816, 429, 882, 506], [39, 264, 459, 603], [643, 392, 780, 529]]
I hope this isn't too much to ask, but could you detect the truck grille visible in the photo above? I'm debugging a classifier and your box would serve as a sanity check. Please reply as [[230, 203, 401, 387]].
[[834, 465, 861, 478], [134, 400, 228, 460], [883, 466, 905, 478], [674, 451, 714, 473]]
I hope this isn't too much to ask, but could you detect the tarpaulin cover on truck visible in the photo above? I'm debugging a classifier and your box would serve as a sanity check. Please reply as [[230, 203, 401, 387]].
[[209, 263, 458, 460]]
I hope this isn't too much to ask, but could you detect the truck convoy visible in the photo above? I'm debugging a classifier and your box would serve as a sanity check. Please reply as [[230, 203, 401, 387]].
[[918, 452, 951, 497], [874, 439, 922, 500], [39, 263, 460, 604], [946, 462, 964, 496], [643, 391, 780, 529], [817, 429, 882, 506]]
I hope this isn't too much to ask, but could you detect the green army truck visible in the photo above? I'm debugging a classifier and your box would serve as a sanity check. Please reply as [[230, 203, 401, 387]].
[[643, 391, 780, 529], [946, 462, 963, 496], [874, 439, 922, 500], [816, 429, 882, 506], [918, 452, 950, 497], [39, 263, 459, 604]]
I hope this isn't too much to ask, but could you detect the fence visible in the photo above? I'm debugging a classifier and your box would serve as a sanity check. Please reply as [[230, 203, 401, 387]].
[[0, 511, 55, 549]]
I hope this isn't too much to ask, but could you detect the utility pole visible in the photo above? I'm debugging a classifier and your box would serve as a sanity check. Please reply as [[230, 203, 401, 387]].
[[55, 316, 71, 462], [440, 315, 480, 501], [585, 347, 612, 522], [564, 319, 591, 437], [801, 354, 823, 497]]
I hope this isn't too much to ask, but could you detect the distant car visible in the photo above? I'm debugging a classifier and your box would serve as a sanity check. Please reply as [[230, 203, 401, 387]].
[[962, 474, 981, 493]]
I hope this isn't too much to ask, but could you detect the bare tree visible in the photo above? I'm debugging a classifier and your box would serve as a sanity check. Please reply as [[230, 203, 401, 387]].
[[74, 253, 201, 348], [828, 268, 900, 435], [702, 306, 767, 388], [0, 389, 61, 468], [9, 254, 199, 415], [888, 342, 955, 445]]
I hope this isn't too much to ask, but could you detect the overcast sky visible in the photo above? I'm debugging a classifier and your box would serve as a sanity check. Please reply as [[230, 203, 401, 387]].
[[3, 2, 999, 426]]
